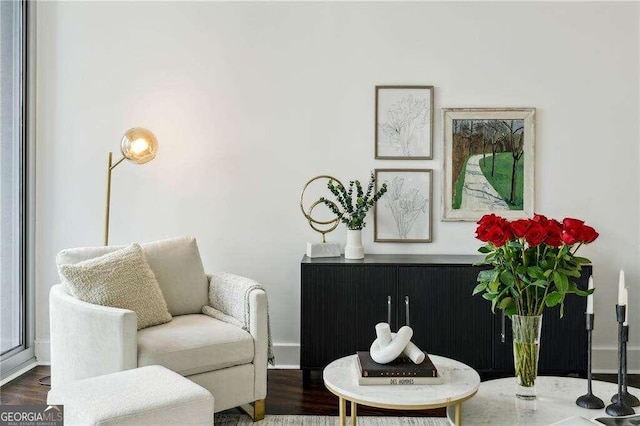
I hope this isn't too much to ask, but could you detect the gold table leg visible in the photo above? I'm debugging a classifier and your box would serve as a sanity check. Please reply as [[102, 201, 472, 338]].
[[454, 401, 462, 426], [339, 397, 346, 426], [350, 401, 357, 426]]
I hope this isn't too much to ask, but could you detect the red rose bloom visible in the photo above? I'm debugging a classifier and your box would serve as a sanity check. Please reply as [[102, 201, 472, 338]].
[[486, 224, 512, 247], [476, 214, 512, 246], [476, 224, 491, 242], [562, 217, 587, 245], [562, 229, 579, 245], [477, 214, 502, 227], [581, 225, 599, 243], [544, 219, 563, 247], [510, 219, 531, 238], [532, 214, 549, 226], [476, 214, 503, 242], [563, 218, 585, 228], [525, 223, 547, 247]]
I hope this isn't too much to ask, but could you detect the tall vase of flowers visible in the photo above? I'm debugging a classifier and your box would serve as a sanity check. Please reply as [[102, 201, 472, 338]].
[[473, 214, 598, 399], [321, 172, 387, 259]]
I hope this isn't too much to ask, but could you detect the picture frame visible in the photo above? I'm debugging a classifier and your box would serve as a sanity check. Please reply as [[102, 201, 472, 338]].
[[442, 107, 535, 222], [374, 169, 432, 242], [375, 86, 434, 160]]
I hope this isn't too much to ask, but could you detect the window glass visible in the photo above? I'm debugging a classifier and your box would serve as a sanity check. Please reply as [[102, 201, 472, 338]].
[[0, 0, 25, 357]]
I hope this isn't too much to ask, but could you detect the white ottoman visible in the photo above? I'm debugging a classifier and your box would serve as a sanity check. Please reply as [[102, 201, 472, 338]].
[[47, 366, 214, 425]]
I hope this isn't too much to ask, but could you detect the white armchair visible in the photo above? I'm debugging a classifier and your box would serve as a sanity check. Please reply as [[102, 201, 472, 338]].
[[49, 237, 268, 421]]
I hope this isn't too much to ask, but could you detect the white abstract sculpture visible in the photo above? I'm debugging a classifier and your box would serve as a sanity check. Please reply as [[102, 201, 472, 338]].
[[370, 322, 426, 365]]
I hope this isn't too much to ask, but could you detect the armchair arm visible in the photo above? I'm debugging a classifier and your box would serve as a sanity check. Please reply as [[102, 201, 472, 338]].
[[49, 284, 137, 388], [206, 274, 268, 400], [249, 289, 268, 400]]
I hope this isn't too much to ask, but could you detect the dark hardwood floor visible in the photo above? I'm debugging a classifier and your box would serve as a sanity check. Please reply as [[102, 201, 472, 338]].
[[1, 366, 638, 418], [1, 366, 51, 405]]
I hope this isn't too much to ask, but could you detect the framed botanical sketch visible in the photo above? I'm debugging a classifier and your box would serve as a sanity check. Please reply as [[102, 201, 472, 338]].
[[442, 108, 535, 221], [375, 86, 433, 159], [374, 169, 432, 242]]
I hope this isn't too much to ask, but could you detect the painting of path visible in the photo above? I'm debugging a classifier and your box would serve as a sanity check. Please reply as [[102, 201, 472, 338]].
[[452, 119, 525, 211]]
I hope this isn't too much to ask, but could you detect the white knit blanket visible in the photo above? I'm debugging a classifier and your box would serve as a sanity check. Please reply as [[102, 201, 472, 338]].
[[202, 273, 274, 365]]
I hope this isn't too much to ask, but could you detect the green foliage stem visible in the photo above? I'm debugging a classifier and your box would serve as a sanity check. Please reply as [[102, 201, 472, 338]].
[[320, 172, 388, 230], [474, 240, 593, 318]]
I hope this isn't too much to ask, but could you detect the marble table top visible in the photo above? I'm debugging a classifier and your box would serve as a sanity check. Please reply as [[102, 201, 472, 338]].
[[323, 354, 481, 409], [445, 376, 640, 425]]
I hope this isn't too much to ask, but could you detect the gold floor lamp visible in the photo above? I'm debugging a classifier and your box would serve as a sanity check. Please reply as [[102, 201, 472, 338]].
[[104, 127, 158, 245]]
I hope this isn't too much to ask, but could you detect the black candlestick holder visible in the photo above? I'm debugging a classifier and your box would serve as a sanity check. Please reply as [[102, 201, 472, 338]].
[[611, 325, 640, 407], [605, 305, 635, 417], [576, 313, 605, 409]]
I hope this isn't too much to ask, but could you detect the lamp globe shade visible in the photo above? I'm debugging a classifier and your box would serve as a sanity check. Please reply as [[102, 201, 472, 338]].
[[120, 128, 158, 164]]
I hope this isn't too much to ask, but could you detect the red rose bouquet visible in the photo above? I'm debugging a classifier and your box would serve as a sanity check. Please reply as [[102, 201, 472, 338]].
[[473, 213, 598, 317], [474, 213, 598, 397]]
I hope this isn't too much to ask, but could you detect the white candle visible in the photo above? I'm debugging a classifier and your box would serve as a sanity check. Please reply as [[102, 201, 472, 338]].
[[618, 270, 626, 305], [586, 276, 594, 314], [623, 287, 629, 326]]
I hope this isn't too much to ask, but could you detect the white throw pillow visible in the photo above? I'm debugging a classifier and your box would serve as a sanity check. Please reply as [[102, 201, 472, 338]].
[[56, 237, 209, 316], [58, 243, 172, 330]]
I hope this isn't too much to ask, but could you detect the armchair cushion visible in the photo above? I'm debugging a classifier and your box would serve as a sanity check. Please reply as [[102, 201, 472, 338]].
[[56, 236, 209, 316], [137, 314, 254, 376], [58, 244, 172, 330]]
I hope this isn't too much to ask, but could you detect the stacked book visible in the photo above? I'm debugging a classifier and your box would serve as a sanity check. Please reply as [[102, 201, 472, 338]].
[[355, 351, 442, 386]]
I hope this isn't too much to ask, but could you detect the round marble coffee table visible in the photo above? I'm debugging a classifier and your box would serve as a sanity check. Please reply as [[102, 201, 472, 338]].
[[445, 376, 640, 425], [323, 354, 480, 426]]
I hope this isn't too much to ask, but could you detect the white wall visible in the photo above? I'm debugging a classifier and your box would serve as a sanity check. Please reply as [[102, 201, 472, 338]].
[[35, 1, 639, 370]]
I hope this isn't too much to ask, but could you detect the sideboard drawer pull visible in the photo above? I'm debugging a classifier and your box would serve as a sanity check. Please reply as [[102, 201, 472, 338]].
[[387, 296, 392, 325], [405, 296, 410, 327]]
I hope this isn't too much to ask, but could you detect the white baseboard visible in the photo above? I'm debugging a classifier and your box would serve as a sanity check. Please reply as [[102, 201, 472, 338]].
[[35, 339, 51, 365], [593, 346, 640, 374], [272, 343, 300, 368], [0, 361, 38, 387], [32, 340, 640, 373], [270, 344, 640, 373]]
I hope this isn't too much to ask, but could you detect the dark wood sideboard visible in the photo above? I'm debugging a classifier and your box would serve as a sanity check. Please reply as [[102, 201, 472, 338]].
[[300, 254, 590, 388]]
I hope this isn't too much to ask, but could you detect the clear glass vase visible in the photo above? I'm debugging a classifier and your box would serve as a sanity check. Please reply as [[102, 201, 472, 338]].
[[512, 315, 543, 400]]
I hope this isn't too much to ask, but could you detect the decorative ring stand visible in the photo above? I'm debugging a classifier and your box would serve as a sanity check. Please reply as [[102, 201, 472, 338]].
[[300, 175, 344, 258]]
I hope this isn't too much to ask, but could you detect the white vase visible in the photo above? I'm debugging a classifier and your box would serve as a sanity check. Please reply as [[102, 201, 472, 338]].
[[345, 229, 364, 259]]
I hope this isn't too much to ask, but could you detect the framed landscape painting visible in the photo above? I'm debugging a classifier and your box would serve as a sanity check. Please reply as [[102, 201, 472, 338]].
[[374, 169, 432, 242], [442, 108, 535, 221], [375, 86, 433, 160]]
